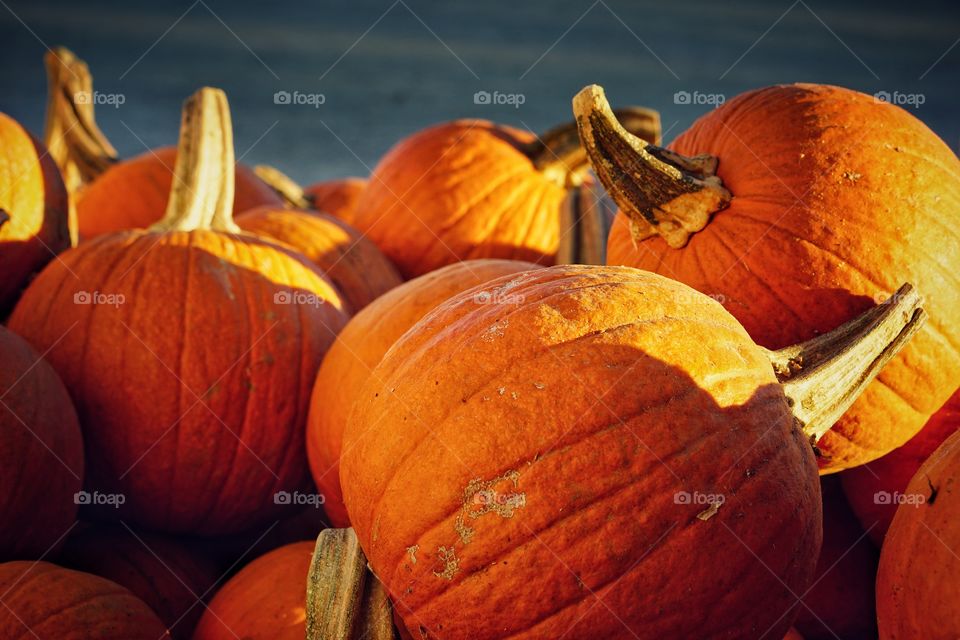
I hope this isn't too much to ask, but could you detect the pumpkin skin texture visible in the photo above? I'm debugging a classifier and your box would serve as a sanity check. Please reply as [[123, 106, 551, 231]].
[[341, 265, 822, 640], [59, 524, 220, 639], [0, 325, 83, 560], [0, 561, 170, 638], [350, 121, 568, 278], [841, 388, 960, 544], [601, 84, 960, 473], [76, 146, 281, 240], [307, 259, 538, 528], [876, 429, 960, 638], [236, 206, 402, 313], [792, 477, 878, 640], [305, 177, 367, 225], [0, 112, 71, 315], [193, 541, 313, 640]]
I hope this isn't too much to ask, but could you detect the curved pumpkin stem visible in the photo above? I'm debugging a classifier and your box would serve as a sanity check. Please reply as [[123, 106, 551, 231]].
[[306, 528, 396, 640], [253, 164, 314, 210], [573, 85, 731, 249], [43, 46, 118, 193], [768, 284, 926, 444], [152, 88, 237, 233]]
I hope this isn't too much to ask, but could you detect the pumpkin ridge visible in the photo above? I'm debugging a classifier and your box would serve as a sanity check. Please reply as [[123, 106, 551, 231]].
[[502, 179, 556, 261]]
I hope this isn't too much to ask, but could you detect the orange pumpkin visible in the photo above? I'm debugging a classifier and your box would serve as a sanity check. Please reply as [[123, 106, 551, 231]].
[[341, 264, 922, 639], [841, 388, 960, 543], [236, 206, 401, 313], [575, 84, 960, 473], [9, 88, 348, 534], [193, 541, 314, 640], [0, 561, 169, 638], [0, 325, 83, 560], [59, 524, 220, 639], [43, 48, 280, 241], [792, 477, 878, 640], [0, 112, 71, 315], [349, 109, 660, 278], [307, 259, 538, 527], [876, 429, 960, 638], [305, 177, 367, 225]]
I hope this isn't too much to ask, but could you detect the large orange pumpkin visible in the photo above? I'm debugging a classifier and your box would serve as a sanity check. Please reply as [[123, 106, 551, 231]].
[[0, 111, 71, 315], [236, 206, 401, 313], [340, 264, 922, 639], [307, 259, 538, 527], [0, 325, 83, 560], [43, 47, 280, 241], [0, 561, 169, 638], [876, 429, 960, 638], [9, 88, 348, 534], [193, 541, 314, 640], [575, 84, 960, 473], [58, 524, 220, 639], [349, 109, 660, 278], [841, 388, 960, 543]]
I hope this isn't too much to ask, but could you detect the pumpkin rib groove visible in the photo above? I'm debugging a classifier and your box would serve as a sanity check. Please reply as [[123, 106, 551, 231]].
[[170, 232, 196, 527]]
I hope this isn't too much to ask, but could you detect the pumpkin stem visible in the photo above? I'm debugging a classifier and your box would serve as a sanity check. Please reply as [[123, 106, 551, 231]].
[[306, 528, 396, 640], [572, 84, 731, 249], [253, 164, 315, 209], [152, 87, 237, 233], [42, 46, 118, 193], [768, 284, 926, 443]]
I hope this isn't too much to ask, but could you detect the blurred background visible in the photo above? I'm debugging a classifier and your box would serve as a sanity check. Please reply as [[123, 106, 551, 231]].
[[2, 0, 959, 183]]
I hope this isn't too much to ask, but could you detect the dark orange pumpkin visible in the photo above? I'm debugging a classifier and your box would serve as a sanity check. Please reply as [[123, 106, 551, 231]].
[[305, 177, 367, 225], [341, 264, 922, 639], [236, 206, 401, 313], [841, 388, 960, 543], [349, 109, 660, 278], [575, 84, 960, 473], [876, 429, 960, 637], [0, 561, 169, 638], [0, 112, 71, 315], [193, 541, 314, 640], [0, 325, 83, 560], [307, 259, 538, 527], [9, 88, 348, 534], [58, 524, 220, 639]]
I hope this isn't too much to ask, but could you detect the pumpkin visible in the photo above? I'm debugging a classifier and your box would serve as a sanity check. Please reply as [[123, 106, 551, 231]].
[[575, 84, 960, 473], [0, 325, 83, 560], [236, 206, 402, 313], [43, 47, 281, 241], [841, 388, 960, 543], [340, 264, 922, 639], [784, 630, 805, 640], [348, 108, 661, 278], [0, 111, 71, 315], [253, 164, 368, 225], [58, 524, 220, 639], [9, 88, 349, 534], [792, 477, 878, 640], [307, 259, 538, 527], [0, 561, 169, 638], [876, 429, 960, 638], [193, 541, 314, 640]]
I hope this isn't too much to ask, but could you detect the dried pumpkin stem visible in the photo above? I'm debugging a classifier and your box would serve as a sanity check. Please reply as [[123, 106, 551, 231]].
[[152, 87, 237, 233], [43, 47, 118, 193], [306, 528, 396, 640], [572, 84, 731, 249], [767, 284, 926, 443], [253, 164, 315, 209], [526, 106, 662, 188]]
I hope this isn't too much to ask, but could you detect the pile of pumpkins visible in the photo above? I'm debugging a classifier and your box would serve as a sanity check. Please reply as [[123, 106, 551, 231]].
[[0, 46, 958, 640]]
